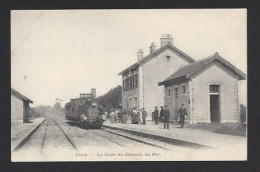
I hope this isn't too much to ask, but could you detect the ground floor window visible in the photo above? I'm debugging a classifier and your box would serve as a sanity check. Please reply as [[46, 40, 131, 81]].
[[134, 97, 137, 108]]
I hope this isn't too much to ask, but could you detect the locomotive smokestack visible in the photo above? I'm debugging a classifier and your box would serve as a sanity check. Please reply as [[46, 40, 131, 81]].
[[91, 88, 96, 100]]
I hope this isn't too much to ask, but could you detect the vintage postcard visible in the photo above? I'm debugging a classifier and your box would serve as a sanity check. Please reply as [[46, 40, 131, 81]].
[[11, 9, 247, 161]]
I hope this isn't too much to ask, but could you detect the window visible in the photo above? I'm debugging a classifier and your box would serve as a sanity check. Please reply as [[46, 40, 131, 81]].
[[126, 78, 129, 91], [123, 79, 125, 91], [129, 77, 132, 90], [182, 85, 186, 94], [134, 97, 137, 108], [168, 88, 171, 96], [132, 76, 134, 90], [210, 85, 220, 94], [134, 75, 138, 88], [129, 98, 132, 108], [125, 99, 128, 109], [174, 87, 178, 97], [165, 55, 171, 62]]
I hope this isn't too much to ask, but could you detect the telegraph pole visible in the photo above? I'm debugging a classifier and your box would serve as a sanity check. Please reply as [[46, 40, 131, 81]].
[[24, 75, 27, 97]]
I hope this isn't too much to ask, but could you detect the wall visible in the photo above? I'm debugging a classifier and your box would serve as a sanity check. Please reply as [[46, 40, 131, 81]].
[[191, 61, 240, 123], [11, 94, 24, 123], [142, 48, 192, 119], [122, 70, 139, 110], [164, 81, 190, 122]]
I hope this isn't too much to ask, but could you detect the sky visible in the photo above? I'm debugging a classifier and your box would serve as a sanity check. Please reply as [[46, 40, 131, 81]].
[[11, 9, 247, 107]]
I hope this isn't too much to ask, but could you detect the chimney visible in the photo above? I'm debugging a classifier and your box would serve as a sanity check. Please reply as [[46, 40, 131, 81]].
[[137, 49, 144, 61], [160, 34, 173, 47], [91, 88, 96, 100], [149, 42, 156, 54]]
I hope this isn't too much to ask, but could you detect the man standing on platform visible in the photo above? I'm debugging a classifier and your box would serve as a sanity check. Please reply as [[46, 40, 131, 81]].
[[163, 105, 170, 129], [154, 106, 159, 125], [159, 106, 164, 122], [178, 104, 187, 128], [141, 108, 147, 125]]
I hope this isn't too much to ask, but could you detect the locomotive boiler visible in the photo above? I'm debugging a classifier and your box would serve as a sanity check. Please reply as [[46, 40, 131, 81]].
[[65, 88, 103, 129]]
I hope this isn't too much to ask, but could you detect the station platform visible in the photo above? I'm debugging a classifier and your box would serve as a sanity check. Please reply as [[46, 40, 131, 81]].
[[11, 118, 46, 151], [103, 120, 247, 150]]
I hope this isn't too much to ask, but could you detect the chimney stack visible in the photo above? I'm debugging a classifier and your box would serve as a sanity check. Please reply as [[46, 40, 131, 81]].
[[91, 88, 96, 100], [149, 42, 156, 54], [137, 49, 144, 61], [160, 34, 173, 47]]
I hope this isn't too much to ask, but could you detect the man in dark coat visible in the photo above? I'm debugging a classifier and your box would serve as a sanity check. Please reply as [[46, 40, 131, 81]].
[[163, 105, 170, 129], [178, 104, 187, 128], [154, 106, 159, 125], [141, 108, 147, 125], [159, 106, 164, 122]]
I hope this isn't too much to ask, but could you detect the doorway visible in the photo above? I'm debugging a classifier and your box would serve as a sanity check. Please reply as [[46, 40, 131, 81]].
[[173, 87, 178, 121], [210, 95, 220, 122], [209, 85, 220, 122]]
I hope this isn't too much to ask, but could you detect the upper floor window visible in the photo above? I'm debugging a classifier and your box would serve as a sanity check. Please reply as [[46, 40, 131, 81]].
[[165, 55, 172, 62], [174, 87, 178, 97], [134, 75, 138, 88], [182, 85, 186, 94], [123, 74, 138, 92], [167, 88, 171, 96]]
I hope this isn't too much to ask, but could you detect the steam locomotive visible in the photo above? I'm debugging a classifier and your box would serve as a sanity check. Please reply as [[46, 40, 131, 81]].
[[65, 89, 103, 129]]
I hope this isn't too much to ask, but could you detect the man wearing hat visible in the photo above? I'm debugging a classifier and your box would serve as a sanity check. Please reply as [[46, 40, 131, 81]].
[[153, 106, 159, 125], [163, 105, 170, 129], [141, 108, 147, 125], [159, 106, 164, 122], [178, 104, 187, 128]]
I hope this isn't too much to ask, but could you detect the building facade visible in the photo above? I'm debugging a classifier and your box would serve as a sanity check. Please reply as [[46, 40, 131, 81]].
[[158, 53, 246, 123], [119, 34, 195, 119], [11, 88, 33, 123]]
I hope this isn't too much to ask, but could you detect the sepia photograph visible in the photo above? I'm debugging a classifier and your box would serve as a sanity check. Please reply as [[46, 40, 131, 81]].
[[11, 9, 247, 161]]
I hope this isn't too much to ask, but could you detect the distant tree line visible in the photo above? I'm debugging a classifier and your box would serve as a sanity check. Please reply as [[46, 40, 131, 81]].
[[96, 85, 122, 113], [30, 102, 65, 118]]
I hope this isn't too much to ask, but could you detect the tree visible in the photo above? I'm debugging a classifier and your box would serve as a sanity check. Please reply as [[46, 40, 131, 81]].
[[97, 85, 122, 113]]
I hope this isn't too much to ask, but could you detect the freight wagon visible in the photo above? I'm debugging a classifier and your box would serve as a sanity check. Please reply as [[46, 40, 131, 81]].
[[65, 89, 103, 129]]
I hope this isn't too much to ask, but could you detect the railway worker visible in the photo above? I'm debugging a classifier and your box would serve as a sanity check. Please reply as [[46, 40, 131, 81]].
[[154, 106, 159, 125], [163, 105, 170, 129], [159, 106, 164, 122], [178, 104, 187, 128], [141, 108, 148, 125], [114, 108, 119, 123]]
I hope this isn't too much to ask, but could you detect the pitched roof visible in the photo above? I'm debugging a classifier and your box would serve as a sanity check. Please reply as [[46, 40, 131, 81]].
[[158, 52, 246, 86], [118, 43, 196, 75], [11, 88, 33, 103]]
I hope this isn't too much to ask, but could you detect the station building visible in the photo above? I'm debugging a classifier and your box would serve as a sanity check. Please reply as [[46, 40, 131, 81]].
[[118, 34, 196, 120], [11, 88, 33, 123], [158, 52, 246, 124]]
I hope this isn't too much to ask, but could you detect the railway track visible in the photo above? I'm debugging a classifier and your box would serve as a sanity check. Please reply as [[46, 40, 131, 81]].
[[13, 118, 78, 153], [13, 118, 206, 155], [100, 128, 170, 150]]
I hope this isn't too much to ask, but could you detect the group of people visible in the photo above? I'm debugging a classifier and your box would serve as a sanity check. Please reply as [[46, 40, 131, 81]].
[[107, 107, 148, 125], [106, 104, 187, 129], [153, 104, 187, 129]]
